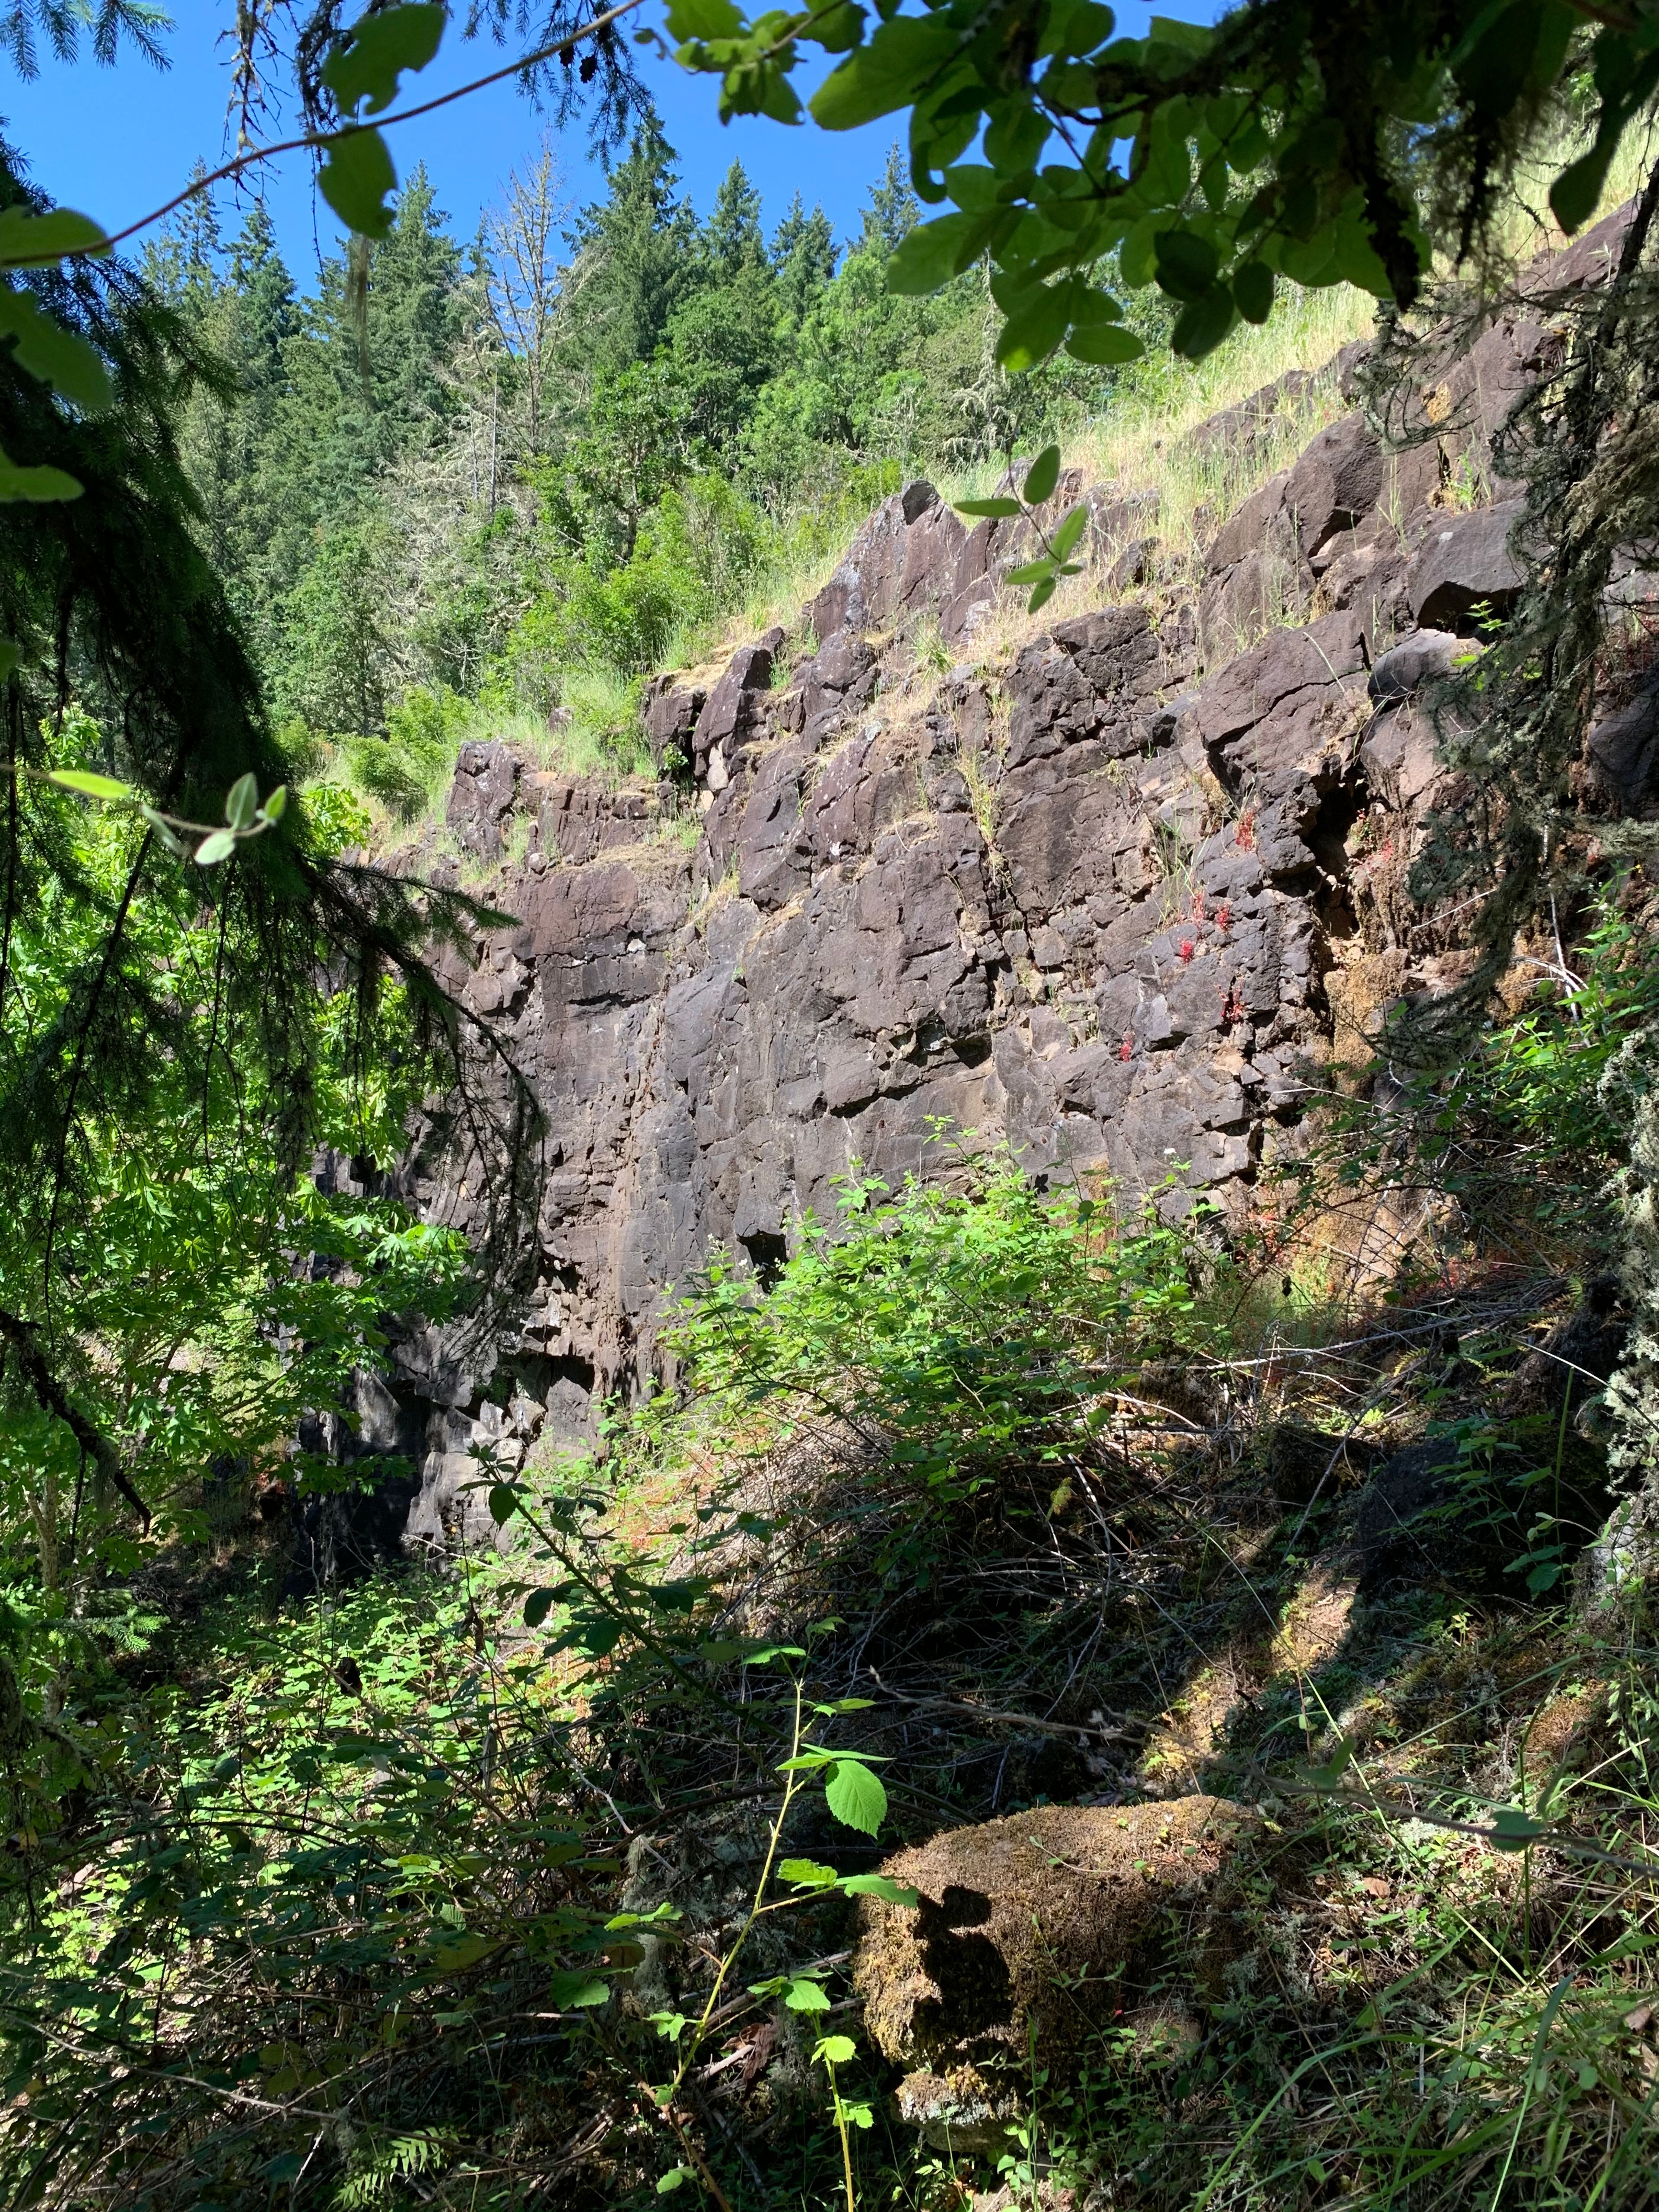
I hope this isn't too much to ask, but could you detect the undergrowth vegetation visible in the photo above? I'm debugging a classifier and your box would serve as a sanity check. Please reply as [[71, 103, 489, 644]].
[[8, 1044, 1659, 2207]]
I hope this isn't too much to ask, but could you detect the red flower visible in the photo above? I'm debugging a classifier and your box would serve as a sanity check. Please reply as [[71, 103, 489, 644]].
[[1216, 902, 1231, 933], [1236, 811, 1255, 851], [1119, 1031, 1133, 1062], [1179, 938, 1195, 963]]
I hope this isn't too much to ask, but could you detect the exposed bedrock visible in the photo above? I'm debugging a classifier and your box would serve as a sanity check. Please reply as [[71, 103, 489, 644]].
[[338, 204, 1653, 1554]]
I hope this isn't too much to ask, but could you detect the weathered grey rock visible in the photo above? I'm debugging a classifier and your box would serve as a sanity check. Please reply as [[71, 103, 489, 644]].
[[446, 740, 519, 859], [1368, 627, 1470, 700], [1406, 500, 1526, 629]]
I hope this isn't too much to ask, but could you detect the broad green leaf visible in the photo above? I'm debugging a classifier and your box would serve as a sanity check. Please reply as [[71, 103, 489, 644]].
[[1550, 141, 1612, 235], [225, 771, 260, 831], [810, 13, 959, 130], [1065, 324, 1145, 365], [323, 3, 445, 117], [0, 207, 108, 268], [1233, 259, 1274, 323], [1022, 443, 1061, 504], [133, 802, 195, 852], [811, 0, 867, 53], [1028, 572, 1058, 611], [783, 1976, 832, 2011], [954, 495, 1022, 518], [550, 1970, 610, 2008], [838, 1873, 919, 1904], [260, 783, 288, 823], [1050, 503, 1088, 560], [487, 1483, 519, 1526], [1005, 557, 1057, 585], [665, 0, 742, 32], [47, 767, 130, 801], [194, 830, 237, 867], [997, 287, 1070, 370], [824, 1755, 887, 1835], [813, 2033, 858, 2065], [1488, 1806, 1549, 1852], [778, 1857, 839, 1888], [0, 288, 112, 411], [318, 127, 399, 241], [885, 210, 980, 295], [1171, 285, 1238, 360], [523, 1588, 556, 1628], [658, 2169, 693, 2195], [1153, 226, 1219, 301]]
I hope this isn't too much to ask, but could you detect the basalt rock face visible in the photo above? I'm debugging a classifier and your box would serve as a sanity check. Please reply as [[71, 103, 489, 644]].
[[360, 208, 1650, 1543]]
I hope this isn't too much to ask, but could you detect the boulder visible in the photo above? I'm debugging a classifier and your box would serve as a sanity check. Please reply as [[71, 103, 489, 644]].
[[1406, 500, 1526, 629], [446, 739, 520, 860], [1367, 627, 1471, 700], [642, 674, 706, 774], [1586, 675, 1659, 807], [854, 1796, 1259, 2104], [693, 642, 775, 776]]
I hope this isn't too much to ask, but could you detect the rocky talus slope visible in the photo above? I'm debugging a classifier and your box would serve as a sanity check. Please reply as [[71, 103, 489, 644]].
[[336, 209, 1647, 1554]]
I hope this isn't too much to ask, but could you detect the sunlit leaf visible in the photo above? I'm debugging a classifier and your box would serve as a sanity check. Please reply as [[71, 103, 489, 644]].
[[824, 1756, 887, 1835], [318, 127, 399, 241], [47, 767, 129, 801], [0, 207, 108, 267], [322, 3, 445, 117]]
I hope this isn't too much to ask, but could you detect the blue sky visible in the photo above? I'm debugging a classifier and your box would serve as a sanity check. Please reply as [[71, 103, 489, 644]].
[[0, 0, 1218, 287]]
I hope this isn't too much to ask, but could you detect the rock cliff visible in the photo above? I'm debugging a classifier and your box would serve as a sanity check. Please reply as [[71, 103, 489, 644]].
[[334, 206, 1649, 1552]]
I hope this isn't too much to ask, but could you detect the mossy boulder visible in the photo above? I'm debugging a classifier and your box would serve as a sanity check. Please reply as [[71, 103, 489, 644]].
[[853, 1795, 1258, 2101]]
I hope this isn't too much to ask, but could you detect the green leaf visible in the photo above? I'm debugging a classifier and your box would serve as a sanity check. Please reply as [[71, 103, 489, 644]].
[[1028, 573, 1058, 612], [810, 0, 867, 53], [225, 772, 260, 831], [47, 767, 130, 801], [549, 1970, 610, 2008], [778, 1857, 839, 1889], [813, 2033, 858, 2065], [1050, 503, 1088, 560], [665, 0, 742, 32], [954, 495, 1022, 518], [824, 1756, 887, 1835], [1233, 259, 1274, 324], [811, 13, 959, 130], [783, 1976, 832, 2011], [194, 830, 237, 867], [1065, 324, 1145, 365], [1005, 557, 1057, 585], [0, 456, 81, 501], [658, 2169, 693, 2194], [886, 211, 981, 296], [1488, 1806, 1550, 1853], [260, 783, 288, 823], [0, 288, 112, 411], [0, 207, 108, 268], [1171, 285, 1237, 360], [1551, 141, 1613, 235], [1022, 443, 1061, 504], [524, 1588, 556, 1628], [838, 1873, 919, 1904], [488, 1483, 519, 1526], [998, 289, 1069, 371], [1153, 226, 1220, 302], [322, 3, 445, 117], [318, 127, 399, 240], [0, 639, 16, 681]]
